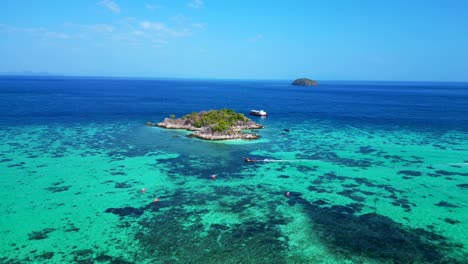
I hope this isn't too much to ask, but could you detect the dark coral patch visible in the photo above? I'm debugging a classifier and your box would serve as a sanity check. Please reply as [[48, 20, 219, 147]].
[[8, 163, 25, 168], [431, 170, 468, 177], [114, 182, 132, 188], [289, 196, 464, 263], [105, 198, 163, 217], [358, 146, 376, 154], [94, 253, 113, 262], [136, 210, 287, 263], [398, 170, 422, 177], [337, 189, 365, 202], [110, 171, 127, 176], [380, 154, 423, 164], [105, 207, 145, 217], [312, 199, 328, 206], [0, 257, 21, 264], [359, 190, 375, 196], [444, 218, 461, 225], [435, 201, 459, 208], [28, 228, 56, 240], [65, 227, 80, 232], [72, 249, 94, 263], [391, 198, 415, 212], [45, 185, 71, 193], [35, 252, 54, 260], [307, 185, 331, 193], [219, 197, 254, 214], [456, 183, 468, 189], [113, 187, 289, 263]]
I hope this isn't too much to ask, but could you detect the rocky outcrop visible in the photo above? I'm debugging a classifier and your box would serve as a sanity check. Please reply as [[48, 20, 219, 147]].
[[147, 109, 263, 141], [152, 118, 263, 131], [291, 78, 318, 86], [148, 118, 202, 131], [189, 131, 260, 140]]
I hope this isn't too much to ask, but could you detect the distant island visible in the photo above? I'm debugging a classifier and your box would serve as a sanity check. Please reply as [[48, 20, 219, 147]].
[[147, 109, 263, 140], [291, 78, 318, 86]]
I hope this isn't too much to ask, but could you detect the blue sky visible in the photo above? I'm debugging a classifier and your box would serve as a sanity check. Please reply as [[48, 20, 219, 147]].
[[1, 0, 467, 81]]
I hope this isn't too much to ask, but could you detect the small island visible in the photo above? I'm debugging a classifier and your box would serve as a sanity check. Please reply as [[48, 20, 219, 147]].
[[291, 78, 318, 86], [147, 109, 263, 140]]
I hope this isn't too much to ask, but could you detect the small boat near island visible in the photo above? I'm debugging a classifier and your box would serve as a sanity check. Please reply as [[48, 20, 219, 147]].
[[244, 157, 258, 162], [250, 110, 267, 116]]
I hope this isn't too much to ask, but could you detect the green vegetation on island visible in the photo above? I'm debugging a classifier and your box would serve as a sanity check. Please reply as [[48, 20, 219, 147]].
[[148, 109, 263, 140], [291, 78, 318, 86], [183, 109, 249, 132]]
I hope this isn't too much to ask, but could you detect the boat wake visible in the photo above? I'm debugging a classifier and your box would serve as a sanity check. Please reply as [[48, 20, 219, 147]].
[[244, 157, 316, 163], [261, 159, 316, 162], [447, 162, 468, 166]]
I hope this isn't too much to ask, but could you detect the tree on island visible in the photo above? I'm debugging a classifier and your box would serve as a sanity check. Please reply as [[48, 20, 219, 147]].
[[184, 109, 249, 132]]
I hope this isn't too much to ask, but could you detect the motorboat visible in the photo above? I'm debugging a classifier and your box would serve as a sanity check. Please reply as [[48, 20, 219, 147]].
[[249, 110, 267, 116]]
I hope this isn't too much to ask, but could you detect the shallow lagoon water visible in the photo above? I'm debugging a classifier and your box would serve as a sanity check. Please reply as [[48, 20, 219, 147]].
[[0, 77, 467, 263]]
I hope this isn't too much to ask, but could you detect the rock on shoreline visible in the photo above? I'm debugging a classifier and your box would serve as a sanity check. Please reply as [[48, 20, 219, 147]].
[[188, 131, 260, 140]]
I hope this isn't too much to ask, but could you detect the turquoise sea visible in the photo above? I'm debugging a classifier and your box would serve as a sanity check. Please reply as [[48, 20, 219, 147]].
[[0, 77, 467, 263]]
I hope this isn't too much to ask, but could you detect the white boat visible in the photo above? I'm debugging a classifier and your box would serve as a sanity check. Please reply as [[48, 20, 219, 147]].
[[250, 110, 267, 116]]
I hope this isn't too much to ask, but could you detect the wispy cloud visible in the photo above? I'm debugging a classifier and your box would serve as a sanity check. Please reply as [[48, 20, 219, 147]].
[[98, 0, 121, 14], [139, 18, 204, 40], [146, 4, 162, 11], [171, 14, 205, 30], [188, 0, 204, 9], [191, 23, 205, 30], [86, 24, 115, 33], [44, 31, 70, 39], [1, 12, 205, 48], [64, 23, 115, 33], [141, 21, 166, 31], [248, 34, 263, 43], [0, 24, 70, 39]]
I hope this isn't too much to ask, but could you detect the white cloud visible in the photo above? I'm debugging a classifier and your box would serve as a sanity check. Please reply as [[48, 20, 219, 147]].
[[98, 0, 121, 14], [64, 23, 115, 33], [139, 20, 203, 39], [141, 21, 166, 31], [248, 34, 263, 43], [0, 24, 70, 39], [132, 30, 145, 36], [188, 0, 204, 9], [152, 38, 168, 45], [0, 12, 205, 48], [171, 14, 188, 24], [44, 31, 70, 39], [87, 24, 115, 33], [146, 4, 162, 11], [191, 23, 205, 30]]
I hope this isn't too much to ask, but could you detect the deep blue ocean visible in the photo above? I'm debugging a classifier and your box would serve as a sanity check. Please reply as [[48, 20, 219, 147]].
[[1, 76, 467, 263], [1, 76, 467, 130]]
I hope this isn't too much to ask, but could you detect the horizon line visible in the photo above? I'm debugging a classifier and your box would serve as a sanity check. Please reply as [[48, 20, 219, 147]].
[[0, 73, 467, 84]]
